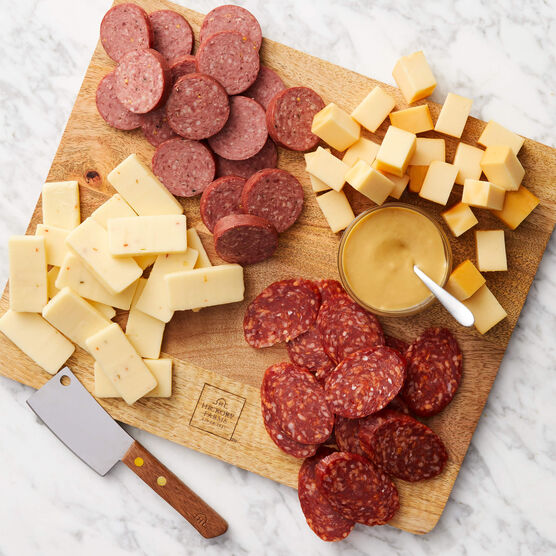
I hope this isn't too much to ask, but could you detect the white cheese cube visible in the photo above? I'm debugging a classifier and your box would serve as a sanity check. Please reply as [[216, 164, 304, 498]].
[[409, 138, 445, 166], [342, 138, 380, 168], [434, 93, 473, 138], [187, 228, 212, 269], [90, 194, 137, 227], [35, 224, 69, 267], [305, 147, 349, 192], [480, 145, 525, 191], [311, 103, 360, 151], [453, 143, 484, 185], [316, 189, 355, 233], [375, 126, 416, 177], [351, 86, 396, 133], [345, 160, 394, 205], [419, 161, 458, 205], [442, 203, 478, 237], [478, 120, 524, 155], [475, 230, 507, 271], [392, 51, 436, 104], [305, 150, 331, 193], [463, 285, 507, 334], [462, 179, 505, 210], [42, 181, 80, 230]]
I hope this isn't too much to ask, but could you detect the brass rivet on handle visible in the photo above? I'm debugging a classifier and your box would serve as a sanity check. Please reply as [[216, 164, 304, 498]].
[[157, 476, 167, 486], [134, 457, 144, 467]]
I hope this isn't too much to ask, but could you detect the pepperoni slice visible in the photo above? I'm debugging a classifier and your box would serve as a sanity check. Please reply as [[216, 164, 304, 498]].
[[334, 417, 366, 456], [287, 326, 334, 377], [315, 279, 345, 303], [385, 335, 409, 356]]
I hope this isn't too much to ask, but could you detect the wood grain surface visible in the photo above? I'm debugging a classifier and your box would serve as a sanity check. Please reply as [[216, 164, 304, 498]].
[[0, 0, 554, 535]]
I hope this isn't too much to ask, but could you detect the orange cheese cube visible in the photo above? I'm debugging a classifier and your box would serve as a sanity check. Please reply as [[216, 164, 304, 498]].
[[392, 51, 436, 104], [375, 126, 416, 177], [442, 203, 478, 237], [480, 145, 525, 191], [445, 260, 485, 301], [453, 143, 484, 185], [389, 105, 433, 134], [491, 185, 539, 230], [408, 165, 428, 193], [463, 285, 507, 334]]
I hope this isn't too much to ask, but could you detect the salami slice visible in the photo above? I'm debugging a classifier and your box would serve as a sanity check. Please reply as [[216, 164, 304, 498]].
[[286, 326, 334, 377], [266, 87, 325, 151], [213, 214, 278, 265], [196, 31, 260, 95], [166, 73, 230, 140], [298, 448, 355, 542], [141, 106, 177, 146], [244, 66, 286, 110], [200, 176, 245, 233], [241, 169, 304, 232], [401, 328, 462, 417], [316, 452, 399, 526], [96, 72, 144, 130], [334, 417, 366, 456], [385, 335, 409, 356], [359, 410, 448, 481], [386, 396, 411, 415], [149, 10, 193, 65], [324, 346, 406, 419], [100, 3, 153, 62], [152, 138, 215, 197], [215, 137, 278, 179], [115, 49, 169, 114], [316, 279, 346, 302], [208, 96, 268, 161], [244, 279, 321, 348], [200, 5, 262, 50], [170, 55, 197, 83]]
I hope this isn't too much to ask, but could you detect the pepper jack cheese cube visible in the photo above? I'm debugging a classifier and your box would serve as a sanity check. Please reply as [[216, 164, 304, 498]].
[[91, 194, 137, 227], [375, 126, 416, 177], [66, 218, 142, 294], [316, 189, 355, 233], [392, 51, 436, 104], [370, 161, 409, 199], [311, 103, 360, 151], [453, 143, 484, 185], [86, 323, 157, 405], [305, 147, 349, 192], [165, 264, 245, 311], [492, 185, 539, 230], [342, 138, 380, 168], [107, 154, 184, 216], [480, 145, 525, 191], [419, 161, 458, 205], [0, 310, 75, 374], [187, 228, 212, 269], [409, 138, 445, 166], [462, 179, 505, 210], [42, 181, 80, 230], [408, 165, 428, 193], [35, 224, 69, 267], [47, 266, 60, 299], [442, 202, 478, 237], [475, 230, 507, 271], [351, 86, 395, 133], [345, 160, 394, 205], [434, 93, 473, 138], [389, 105, 433, 134], [88, 301, 116, 320], [478, 120, 524, 155], [463, 285, 507, 334], [445, 260, 485, 301]]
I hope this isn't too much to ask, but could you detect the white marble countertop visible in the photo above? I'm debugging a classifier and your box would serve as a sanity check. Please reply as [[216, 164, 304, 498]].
[[1, 0, 555, 554]]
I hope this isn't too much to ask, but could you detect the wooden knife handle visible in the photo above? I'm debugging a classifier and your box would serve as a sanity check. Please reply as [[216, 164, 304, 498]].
[[122, 441, 228, 538]]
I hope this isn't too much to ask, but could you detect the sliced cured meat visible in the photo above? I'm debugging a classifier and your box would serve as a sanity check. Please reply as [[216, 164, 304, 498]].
[[317, 295, 384, 363], [115, 49, 169, 114], [262, 362, 334, 445], [199, 4, 262, 50], [241, 169, 304, 232], [215, 137, 278, 179], [200, 176, 245, 233], [149, 10, 193, 65], [287, 326, 334, 377], [359, 410, 448, 481], [316, 452, 399, 526], [266, 87, 325, 151], [213, 214, 277, 265], [170, 55, 197, 83], [334, 417, 365, 456], [196, 31, 260, 95], [244, 278, 321, 348], [100, 3, 153, 62], [166, 73, 230, 140], [96, 72, 144, 130], [141, 106, 177, 146], [244, 66, 286, 110], [386, 396, 411, 415], [315, 279, 345, 303], [401, 327, 463, 416], [208, 96, 268, 161], [385, 335, 409, 356], [298, 448, 355, 542], [324, 346, 406, 419], [152, 138, 215, 197]]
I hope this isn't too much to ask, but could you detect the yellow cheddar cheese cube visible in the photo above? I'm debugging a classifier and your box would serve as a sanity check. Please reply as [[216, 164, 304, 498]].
[[478, 120, 524, 155], [389, 105, 433, 134], [375, 126, 416, 177], [442, 202, 478, 237], [453, 142, 484, 185], [305, 147, 349, 192], [462, 179, 505, 210], [491, 185, 539, 230], [475, 230, 507, 271], [351, 86, 396, 133], [463, 285, 507, 334], [408, 165, 428, 193], [480, 145, 524, 191], [346, 161, 394, 205], [419, 161, 458, 205], [445, 260, 485, 301], [410, 138, 445, 166], [370, 161, 409, 199], [312, 103, 360, 152], [343, 138, 380, 168], [316, 189, 355, 233], [434, 93, 473, 138], [392, 51, 436, 104]]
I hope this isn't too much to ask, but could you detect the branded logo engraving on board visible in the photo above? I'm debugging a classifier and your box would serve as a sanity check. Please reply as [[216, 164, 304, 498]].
[[194, 513, 208, 528]]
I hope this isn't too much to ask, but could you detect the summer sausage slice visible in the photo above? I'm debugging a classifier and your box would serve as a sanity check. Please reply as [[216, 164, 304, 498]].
[[200, 176, 245, 233], [166, 73, 230, 140], [213, 214, 277, 265], [100, 3, 153, 62], [244, 66, 286, 110], [152, 137, 215, 197], [199, 5, 262, 50], [196, 31, 260, 95], [149, 10, 193, 65], [241, 169, 304, 232], [170, 55, 197, 83], [208, 96, 268, 161], [96, 72, 144, 130], [141, 106, 177, 147], [215, 137, 278, 179], [115, 49, 169, 114]]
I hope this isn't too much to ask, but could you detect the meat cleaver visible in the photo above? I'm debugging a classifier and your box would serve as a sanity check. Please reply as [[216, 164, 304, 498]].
[[27, 367, 228, 538]]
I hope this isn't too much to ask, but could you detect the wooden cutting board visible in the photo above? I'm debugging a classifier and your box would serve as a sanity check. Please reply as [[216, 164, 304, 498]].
[[1, 0, 555, 535]]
